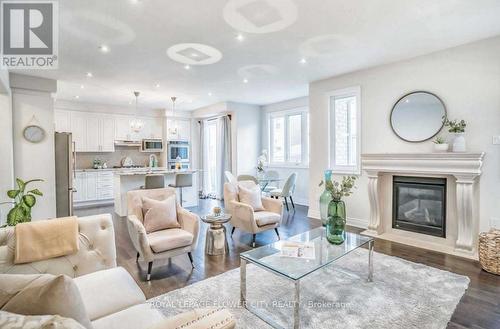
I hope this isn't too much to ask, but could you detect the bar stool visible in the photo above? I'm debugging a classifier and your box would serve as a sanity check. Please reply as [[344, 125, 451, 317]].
[[144, 174, 165, 189], [168, 173, 192, 206]]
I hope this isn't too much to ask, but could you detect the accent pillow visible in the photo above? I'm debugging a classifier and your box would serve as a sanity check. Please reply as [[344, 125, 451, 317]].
[[0, 274, 93, 329], [238, 184, 265, 211], [142, 195, 180, 233], [0, 311, 87, 329]]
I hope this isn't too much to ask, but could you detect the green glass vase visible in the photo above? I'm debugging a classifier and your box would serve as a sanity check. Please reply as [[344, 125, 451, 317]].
[[326, 199, 346, 244], [319, 170, 333, 226]]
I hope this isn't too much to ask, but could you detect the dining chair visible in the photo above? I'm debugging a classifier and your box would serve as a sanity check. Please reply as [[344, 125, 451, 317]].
[[262, 170, 280, 193], [270, 172, 297, 211], [237, 174, 258, 185], [224, 171, 237, 184]]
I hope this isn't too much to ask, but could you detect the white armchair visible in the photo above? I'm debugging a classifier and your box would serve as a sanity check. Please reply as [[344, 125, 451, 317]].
[[223, 182, 283, 247], [126, 188, 200, 281]]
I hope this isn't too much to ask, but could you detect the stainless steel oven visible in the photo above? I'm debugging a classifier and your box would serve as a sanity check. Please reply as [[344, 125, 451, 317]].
[[168, 162, 190, 170], [168, 141, 190, 162]]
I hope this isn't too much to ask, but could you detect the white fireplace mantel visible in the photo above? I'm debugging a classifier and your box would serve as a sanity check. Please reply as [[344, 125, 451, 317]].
[[361, 152, 485, 259]]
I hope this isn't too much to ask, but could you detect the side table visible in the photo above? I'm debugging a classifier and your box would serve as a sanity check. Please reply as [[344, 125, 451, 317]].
[[201, 214, 231, 256]]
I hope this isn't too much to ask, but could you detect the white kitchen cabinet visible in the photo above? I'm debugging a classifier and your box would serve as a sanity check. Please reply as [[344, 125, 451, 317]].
[[143, 117, 163, 139], [54, 110, 71, 132], [166, 118, 190, 141], [70, 112, 87, 152], [70, 112, 115, 152], [100, 115, 116, 152], [85, 172, 98, 200], [73, 171, 114, 205], [86, 116, 100, 152], [73, 172, 87, 202]]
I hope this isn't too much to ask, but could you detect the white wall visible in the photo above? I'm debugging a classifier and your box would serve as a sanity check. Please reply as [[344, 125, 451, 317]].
[[227, 102, 261, 175], [309, 36, 500, 231], [261, 96, 309, 205], [0, 72, 13, 225], [11, 74, 57, 220]]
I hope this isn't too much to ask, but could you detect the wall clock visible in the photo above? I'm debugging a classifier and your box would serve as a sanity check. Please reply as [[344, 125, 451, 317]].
[[23, 125, 46, 143]]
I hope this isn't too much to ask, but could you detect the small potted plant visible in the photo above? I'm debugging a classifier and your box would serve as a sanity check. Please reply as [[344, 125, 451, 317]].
[[443, 117, 467, 152], [321, 176, 357, 244], [432, 136, 448, 152], [0, 178, 43, 226]]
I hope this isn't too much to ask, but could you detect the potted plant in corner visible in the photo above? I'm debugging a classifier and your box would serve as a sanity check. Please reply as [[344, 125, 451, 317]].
[[0, 178, 43, 227], [433, 136, 449, 152], [321, 175, 357, 244], [443, 117, 467, 152]]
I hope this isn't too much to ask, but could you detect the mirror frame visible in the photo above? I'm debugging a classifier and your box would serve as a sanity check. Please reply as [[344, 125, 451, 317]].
[[390, 91, 447, 143]]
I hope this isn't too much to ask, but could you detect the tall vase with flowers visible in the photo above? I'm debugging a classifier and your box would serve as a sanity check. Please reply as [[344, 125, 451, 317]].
[[321, 176, 357, 244]]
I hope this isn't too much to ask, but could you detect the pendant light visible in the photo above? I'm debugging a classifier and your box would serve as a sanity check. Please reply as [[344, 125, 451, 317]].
[[130, 91, 143, 133], [169, 96, 178, 135]]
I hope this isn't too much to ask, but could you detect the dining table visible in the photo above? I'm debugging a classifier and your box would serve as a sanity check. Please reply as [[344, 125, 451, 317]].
[[257, 177, 282, 191]]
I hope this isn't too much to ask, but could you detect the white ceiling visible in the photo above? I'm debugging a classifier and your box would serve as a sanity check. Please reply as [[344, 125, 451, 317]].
[[17, 0, 500, 111]]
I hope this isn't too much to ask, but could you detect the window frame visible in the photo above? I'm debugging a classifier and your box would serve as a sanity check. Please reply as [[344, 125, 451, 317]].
[[268, 107, 309, 167], [327, 86, 361, 175]]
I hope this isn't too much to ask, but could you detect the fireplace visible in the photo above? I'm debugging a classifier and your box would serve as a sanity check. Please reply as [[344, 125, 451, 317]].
[[392, 176, 446, 238]]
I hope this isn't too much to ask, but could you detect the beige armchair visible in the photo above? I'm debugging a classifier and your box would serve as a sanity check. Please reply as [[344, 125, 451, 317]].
[[223, 182, 283, 247], [126, 188, 200, 281]]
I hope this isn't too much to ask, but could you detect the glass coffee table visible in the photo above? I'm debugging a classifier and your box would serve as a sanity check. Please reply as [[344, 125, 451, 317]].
[[240, 227, 374, 329]]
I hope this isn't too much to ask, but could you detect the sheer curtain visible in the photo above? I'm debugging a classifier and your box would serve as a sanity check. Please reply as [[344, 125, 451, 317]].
[[199, 115, 231, 199], [217, 115, 232, 199]]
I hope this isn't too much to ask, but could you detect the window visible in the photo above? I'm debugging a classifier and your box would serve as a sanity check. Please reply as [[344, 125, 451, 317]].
[[328, 86, 361, 174], [268, 109, 309, 166]]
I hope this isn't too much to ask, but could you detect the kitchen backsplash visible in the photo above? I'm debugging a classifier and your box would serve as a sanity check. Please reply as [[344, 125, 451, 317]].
[[76, 147, 162, 168]]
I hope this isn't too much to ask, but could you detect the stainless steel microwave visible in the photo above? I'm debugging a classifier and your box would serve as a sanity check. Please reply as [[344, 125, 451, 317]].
[[168, 141, 190, 162], [141, 139, 163, 152]]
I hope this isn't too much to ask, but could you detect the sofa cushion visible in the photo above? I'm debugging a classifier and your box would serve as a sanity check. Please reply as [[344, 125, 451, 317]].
[[0, 274, 93, 329], [142, 196, 180, 233], [147, 229, 193, 253], [74, 267, 145, 321], [92, 304, 164, 329], [149, 308, 235, 329], [238, 184, 264, 211], [0, 310, 87, 329], [254, 211, 281, 227]]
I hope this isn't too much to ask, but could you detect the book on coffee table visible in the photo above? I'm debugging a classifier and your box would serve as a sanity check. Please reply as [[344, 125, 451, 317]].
[[280, 241, 316, 260]]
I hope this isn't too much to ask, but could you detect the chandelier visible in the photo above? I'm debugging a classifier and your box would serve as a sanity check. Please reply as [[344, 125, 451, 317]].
[[130, 91, 143, 133], [168, 96, 178, 135]]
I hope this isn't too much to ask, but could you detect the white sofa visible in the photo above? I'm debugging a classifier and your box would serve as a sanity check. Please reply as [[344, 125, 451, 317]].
[[0, 214, 234, 329]]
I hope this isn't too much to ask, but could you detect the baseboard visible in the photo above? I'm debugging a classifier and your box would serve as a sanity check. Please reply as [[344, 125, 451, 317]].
[[307, 209, 368, 229], [347, 217, 368, 229]]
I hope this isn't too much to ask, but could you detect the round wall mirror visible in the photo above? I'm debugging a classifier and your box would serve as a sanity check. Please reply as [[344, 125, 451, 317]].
[[390, 91, 446, 142]]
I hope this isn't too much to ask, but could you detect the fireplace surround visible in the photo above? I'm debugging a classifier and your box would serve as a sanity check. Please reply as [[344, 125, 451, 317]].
[[361, 153, 484, 260]]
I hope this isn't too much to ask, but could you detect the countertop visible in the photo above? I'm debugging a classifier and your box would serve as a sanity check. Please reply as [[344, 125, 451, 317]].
[[75, 167, 197, 176]]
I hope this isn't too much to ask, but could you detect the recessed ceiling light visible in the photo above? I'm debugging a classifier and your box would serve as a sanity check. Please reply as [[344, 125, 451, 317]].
[[80, 85, 84, 89], [187, 99, 193, 103], [99, 45, 110, 53], [155, 83, 160, 88], [184, 64, 191, 70], [236, 33, 244, 41], [75, 95, 80, 99], [86, 72, 93, 78], [128, 101, 132, 105], [191, 53, 199, 58], [300, 58, 307, 64], [243, 78, 248, 83], [208, 92, 213, 96], [130, 0, 142, 4]]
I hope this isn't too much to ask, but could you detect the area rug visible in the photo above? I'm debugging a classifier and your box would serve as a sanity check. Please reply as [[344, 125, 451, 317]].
[[150, 249, 469, 328]]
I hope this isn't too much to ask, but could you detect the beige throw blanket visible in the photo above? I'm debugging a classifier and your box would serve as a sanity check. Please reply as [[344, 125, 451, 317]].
[[14, 217, 79, 264]]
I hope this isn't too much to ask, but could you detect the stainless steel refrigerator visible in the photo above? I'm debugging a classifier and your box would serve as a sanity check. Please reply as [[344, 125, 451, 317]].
[[55, 132, 76, 217]]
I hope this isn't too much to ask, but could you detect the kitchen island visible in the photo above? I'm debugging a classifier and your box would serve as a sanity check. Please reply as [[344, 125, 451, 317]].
[[113, 169, 198, 216]]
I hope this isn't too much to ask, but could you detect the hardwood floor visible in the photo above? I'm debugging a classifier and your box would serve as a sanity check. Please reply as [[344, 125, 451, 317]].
[[75, 200, 500, 329]]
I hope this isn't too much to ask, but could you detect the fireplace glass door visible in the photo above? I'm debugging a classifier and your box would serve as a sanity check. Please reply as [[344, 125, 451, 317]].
[[392, 176, 446, 238]]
